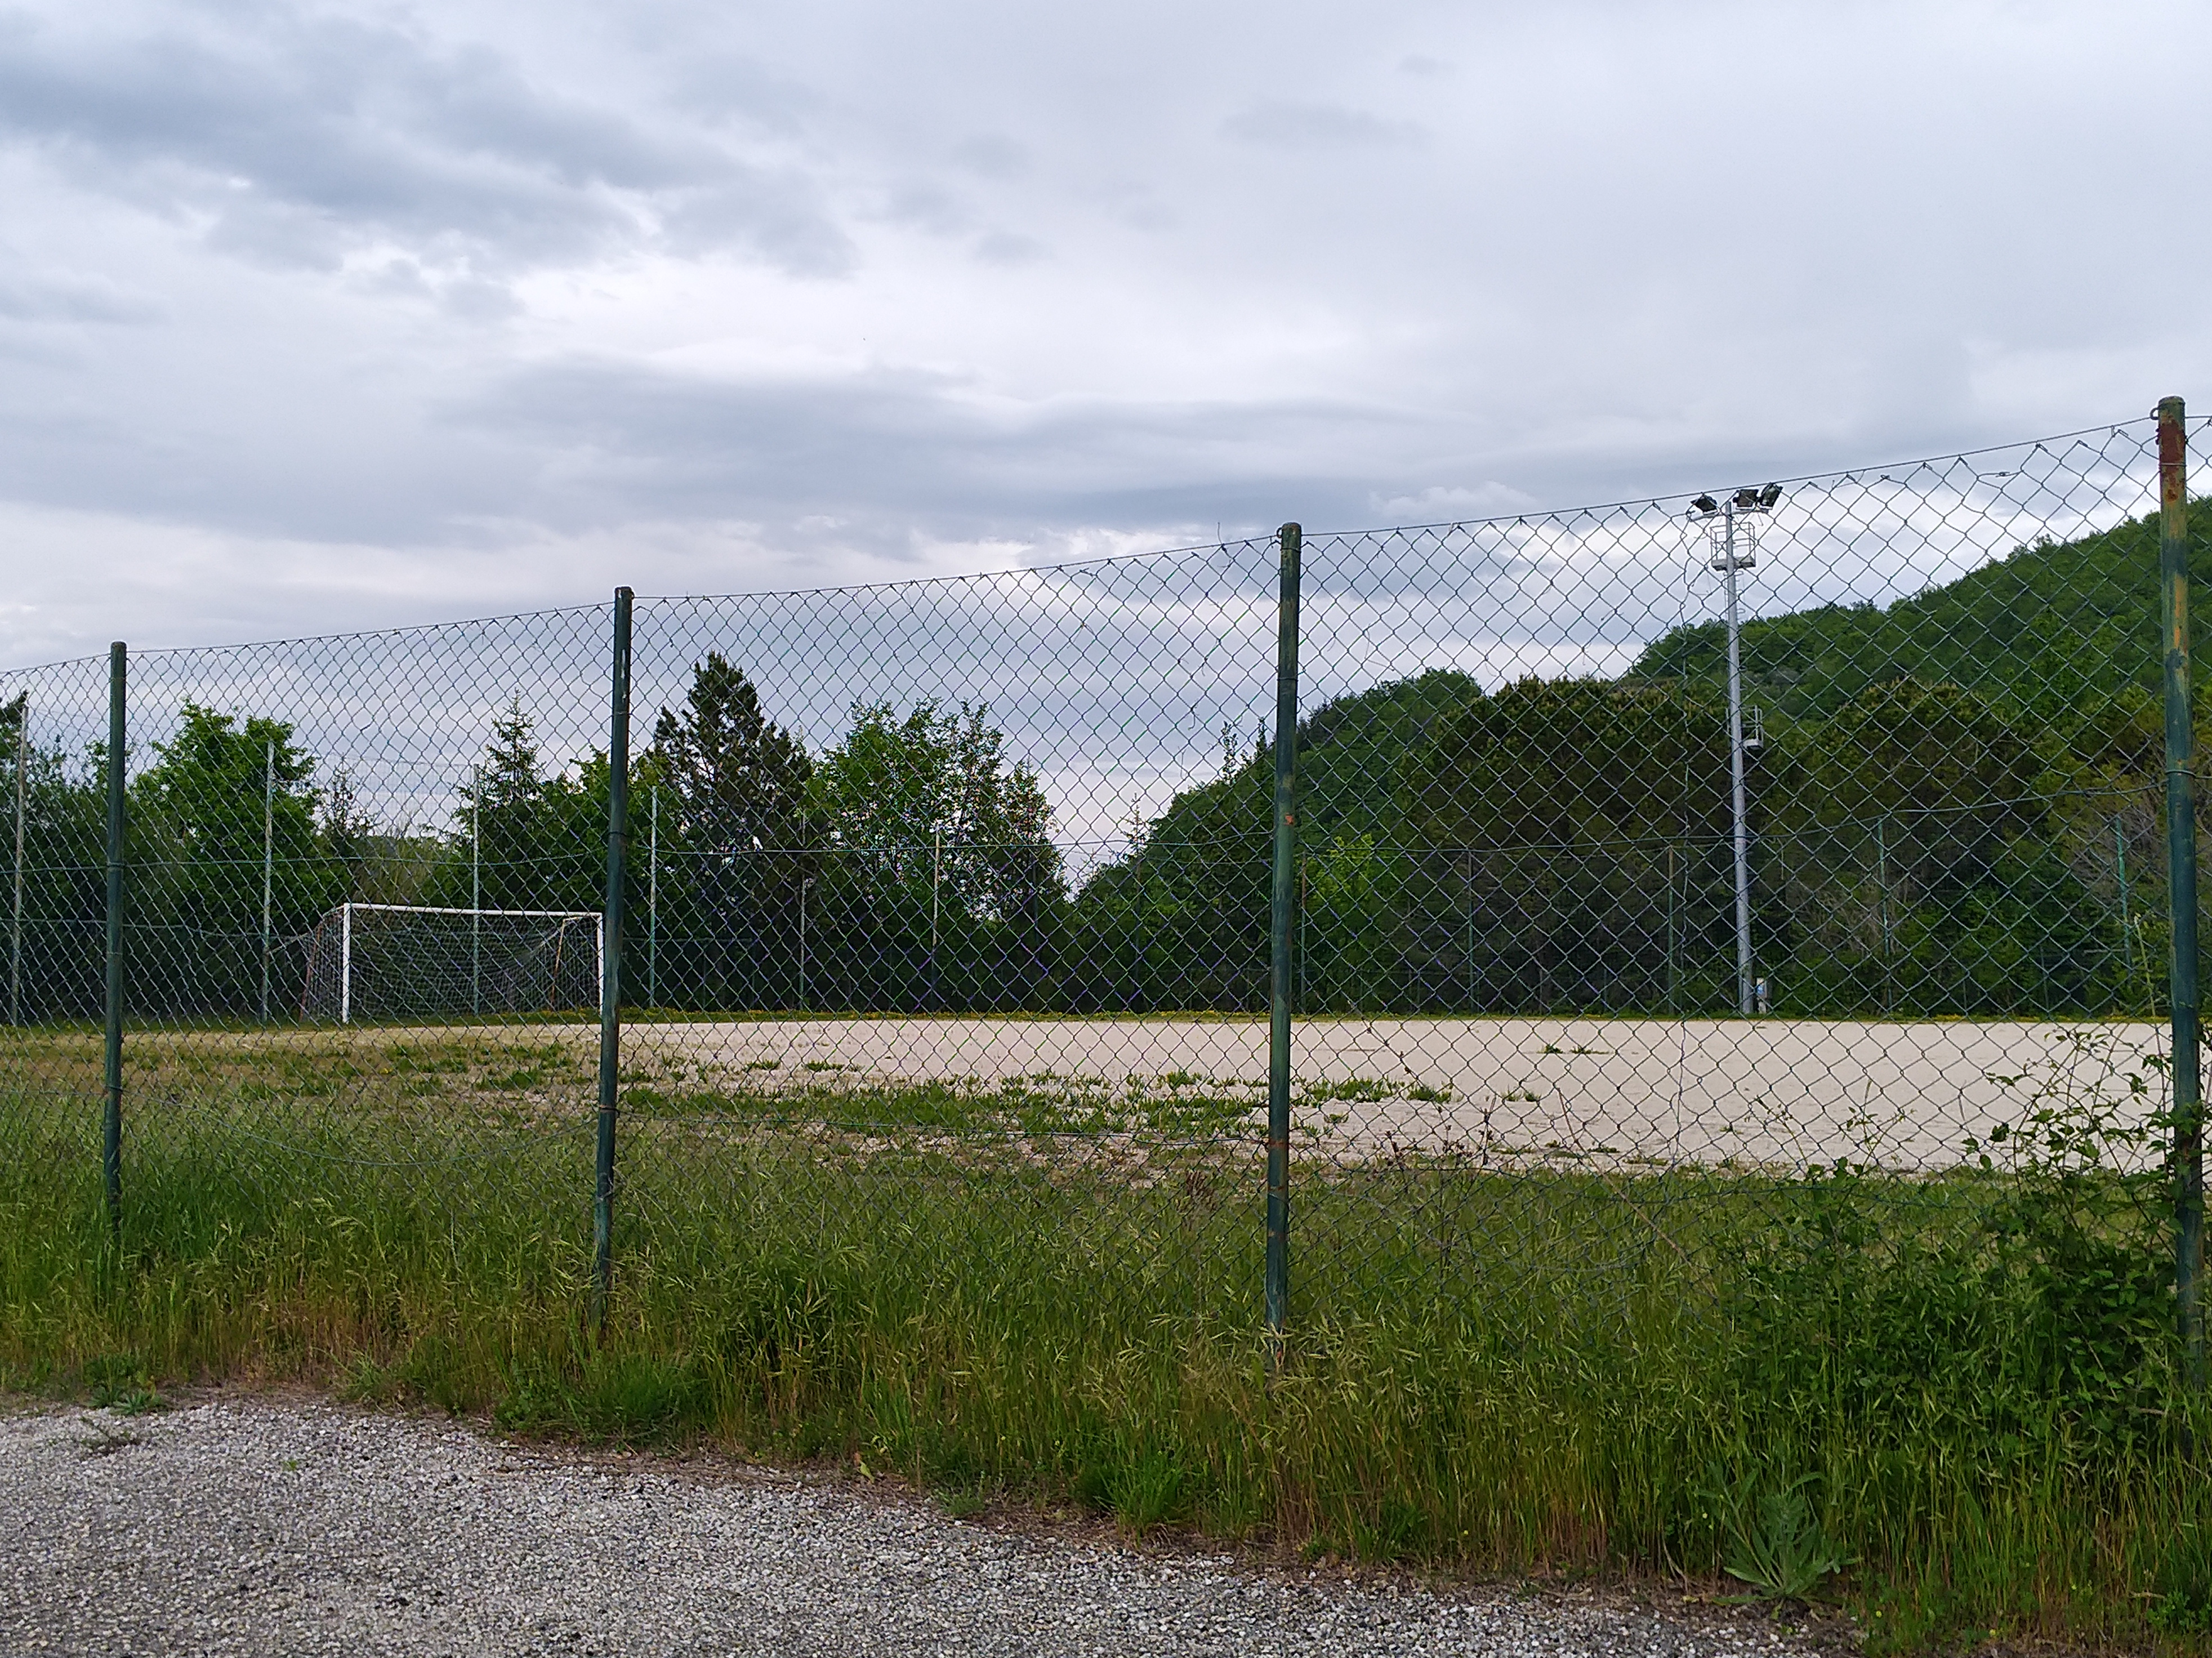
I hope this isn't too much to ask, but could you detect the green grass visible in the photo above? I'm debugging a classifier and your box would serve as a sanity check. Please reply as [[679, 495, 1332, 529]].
[[1, 1073, 2207, 1652]]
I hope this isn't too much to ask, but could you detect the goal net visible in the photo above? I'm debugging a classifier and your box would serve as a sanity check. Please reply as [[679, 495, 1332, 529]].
[[298, 904, 603, 1023]]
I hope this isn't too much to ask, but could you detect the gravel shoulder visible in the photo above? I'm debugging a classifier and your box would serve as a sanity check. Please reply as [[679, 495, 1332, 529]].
[[0, 1391, 1844, 1657]]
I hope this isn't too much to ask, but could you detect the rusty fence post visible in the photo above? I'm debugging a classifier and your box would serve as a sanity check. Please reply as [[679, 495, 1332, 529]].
[[2160, 395, 2202, 1388]]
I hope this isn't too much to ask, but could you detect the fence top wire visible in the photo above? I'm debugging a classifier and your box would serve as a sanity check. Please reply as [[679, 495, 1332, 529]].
[[0, 407, 2198, 919]]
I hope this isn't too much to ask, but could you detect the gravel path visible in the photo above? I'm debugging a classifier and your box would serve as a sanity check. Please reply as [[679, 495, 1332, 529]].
[[0, 1395, 1830, 1657]]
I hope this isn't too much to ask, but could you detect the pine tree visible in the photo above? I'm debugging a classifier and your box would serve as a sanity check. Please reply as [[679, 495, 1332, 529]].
[[647, 656, 814, 1007], [652, 655, 811, 853]]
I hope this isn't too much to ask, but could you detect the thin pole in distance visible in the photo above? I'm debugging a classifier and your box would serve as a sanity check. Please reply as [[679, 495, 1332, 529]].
[[799, 876, 813, 1012], [1688, 483, 1782, 1015]]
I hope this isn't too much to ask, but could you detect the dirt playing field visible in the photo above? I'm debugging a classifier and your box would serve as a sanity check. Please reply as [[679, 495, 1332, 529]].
[[6, 1013, 2168, 1172], [626, 1012, 2168, 1170]]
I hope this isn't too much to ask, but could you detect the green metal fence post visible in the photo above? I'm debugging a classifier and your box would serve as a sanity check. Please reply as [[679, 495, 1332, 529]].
[[1265, 523, 1301, 1349], [260, 738, 274, 1024], [11, 701, 24, 1028], [103, 642, 126, 1241], [593, 588, 632, 1328], [470, 765, 480, 1015], [2160, 395, 2202, 1387], [646, 785, 658, 1010]]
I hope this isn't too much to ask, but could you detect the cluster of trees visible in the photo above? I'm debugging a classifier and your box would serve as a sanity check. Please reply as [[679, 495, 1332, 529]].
[[0, 695, 346, 1021], [0, 658, 1068, 1022], [636, 656, 1063, 1011], [1294, 671, 2156, 1018], [0, 506, 2193, 1023], [1060, 666, 2168, 1023]]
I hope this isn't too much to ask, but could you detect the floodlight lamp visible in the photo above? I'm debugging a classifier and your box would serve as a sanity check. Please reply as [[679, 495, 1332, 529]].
[[1757, 483, 1782, 509], [1690, 494, 1719, 515], [1732, 487, 1760, 511]]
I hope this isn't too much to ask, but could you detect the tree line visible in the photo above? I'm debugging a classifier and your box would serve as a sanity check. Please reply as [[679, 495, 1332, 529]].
[[0, 537, 2190, 1026], [0, 659, 1067, 1023]]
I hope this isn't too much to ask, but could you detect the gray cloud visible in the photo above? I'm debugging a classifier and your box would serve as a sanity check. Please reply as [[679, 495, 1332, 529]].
[[438, 355, 1452, 552], [661, 52, 821, 136], [1219, 100, 1426, 150], [441, 350, 1907, 559], [973, 230, 1046, 266], [875, 180, 971, 236], [0, 270, 159, 323], [951, 133, 1029, 179], [0, 7, 851, 275], [657, 177, 856, 273]]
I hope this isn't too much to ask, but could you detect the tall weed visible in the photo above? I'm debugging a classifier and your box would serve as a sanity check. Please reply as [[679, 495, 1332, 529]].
[[0, 1050, 2201, 1651]]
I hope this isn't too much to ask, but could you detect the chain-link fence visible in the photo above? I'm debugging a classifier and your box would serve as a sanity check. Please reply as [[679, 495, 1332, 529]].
[[2, 405, 2205, 1343]]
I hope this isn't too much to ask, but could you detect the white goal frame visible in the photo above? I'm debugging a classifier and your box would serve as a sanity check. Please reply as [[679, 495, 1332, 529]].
[[318, 902, 604, 1023]]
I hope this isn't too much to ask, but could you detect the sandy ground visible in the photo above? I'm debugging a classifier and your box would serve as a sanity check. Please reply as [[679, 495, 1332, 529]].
[[626, 1013, 2170, 1171], [13, 1012, 2168, 1173]]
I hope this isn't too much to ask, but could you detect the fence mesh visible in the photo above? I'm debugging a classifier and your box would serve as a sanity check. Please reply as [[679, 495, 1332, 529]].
[[1, 412, 2205, 1331]]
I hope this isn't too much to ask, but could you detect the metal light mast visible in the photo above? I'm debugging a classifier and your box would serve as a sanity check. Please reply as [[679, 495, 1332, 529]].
[[1689, 483, 1782, 1017]]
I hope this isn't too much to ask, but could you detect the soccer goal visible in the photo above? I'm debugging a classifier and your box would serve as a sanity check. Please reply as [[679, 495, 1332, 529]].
[[298, 903, 604, 1023]]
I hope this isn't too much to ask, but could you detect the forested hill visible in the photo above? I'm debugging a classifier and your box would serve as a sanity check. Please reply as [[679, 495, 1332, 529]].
[[1141, 505, 2187, 874], [1091, 506, 2196, 1017], [1629, 507, 2186, 720]]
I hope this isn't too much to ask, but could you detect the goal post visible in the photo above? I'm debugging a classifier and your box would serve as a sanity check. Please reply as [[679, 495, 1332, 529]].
[[300, 903, 604, 1024]]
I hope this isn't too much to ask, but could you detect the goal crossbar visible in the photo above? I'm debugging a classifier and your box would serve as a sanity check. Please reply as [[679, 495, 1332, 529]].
[[339, 904, 599, 920]]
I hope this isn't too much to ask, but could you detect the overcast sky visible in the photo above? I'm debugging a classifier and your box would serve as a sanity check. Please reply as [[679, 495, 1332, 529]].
[[0, 0, 2206, 666]]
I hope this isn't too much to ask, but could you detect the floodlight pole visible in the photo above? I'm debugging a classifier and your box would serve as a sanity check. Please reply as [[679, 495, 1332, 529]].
[[1723, 503, 1755, 1016], [1691, 494, 1768, 1017], [1137, 827, 1148, 1014]]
